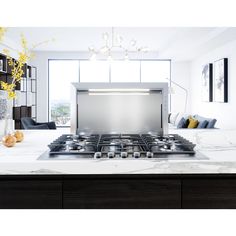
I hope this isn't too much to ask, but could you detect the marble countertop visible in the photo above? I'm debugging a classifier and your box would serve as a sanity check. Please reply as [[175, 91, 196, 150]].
[[1, 128, 236, 175]]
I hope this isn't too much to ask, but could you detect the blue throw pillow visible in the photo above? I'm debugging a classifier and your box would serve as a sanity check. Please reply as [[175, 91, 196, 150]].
[[177, 117, 187, 128], [194, 115, 217, 128], [206, 119, 217, 128], [197, 120, 208, 129]]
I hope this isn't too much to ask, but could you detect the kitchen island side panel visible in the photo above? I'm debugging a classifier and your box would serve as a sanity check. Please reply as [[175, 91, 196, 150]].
[[63, 177, 181, 209], [0, 177, 62, 209], [182, 177, 236, 209], [1, 174, 236, 209]]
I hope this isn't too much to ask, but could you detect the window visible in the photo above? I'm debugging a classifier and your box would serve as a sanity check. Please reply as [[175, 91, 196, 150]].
[[111, 61, 140, 82], [49, 60, 79, 126], [48, 59, 171, 127], [80, 61, 109, 82], [141, 61, 170, 82]]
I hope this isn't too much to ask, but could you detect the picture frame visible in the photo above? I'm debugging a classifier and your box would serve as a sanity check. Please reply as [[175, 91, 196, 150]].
[[213, 58, 228, 103], [201, 63, 213, 102]]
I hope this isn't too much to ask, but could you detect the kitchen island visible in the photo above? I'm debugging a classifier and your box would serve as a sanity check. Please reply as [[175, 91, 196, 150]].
[[1, 129, 236, 209]]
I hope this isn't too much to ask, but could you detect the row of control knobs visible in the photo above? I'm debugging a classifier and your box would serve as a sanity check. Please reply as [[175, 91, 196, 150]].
[[94, 151, 154, 159]]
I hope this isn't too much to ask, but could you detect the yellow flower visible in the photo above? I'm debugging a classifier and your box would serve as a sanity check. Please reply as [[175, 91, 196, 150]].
[[0, 27, 7, 42], [3, 48, 10, 56], [21, 34, 27, 50], [8, 91, 16, 99], [2, 33, 52, 100], [18, 52, 28, 64], [0, 81, 15, 91]]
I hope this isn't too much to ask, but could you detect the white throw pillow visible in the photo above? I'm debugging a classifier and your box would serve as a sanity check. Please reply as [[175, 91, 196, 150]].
[[169, 112, 179, 125], [174, 113, 183, 126]]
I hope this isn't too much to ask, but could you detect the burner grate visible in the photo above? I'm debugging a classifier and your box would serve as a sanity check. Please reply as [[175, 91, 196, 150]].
[[98, 134, 148, 154], [48, 134, 100, 155], [141, 134, 196, 155], [47, 133, 196, 157]]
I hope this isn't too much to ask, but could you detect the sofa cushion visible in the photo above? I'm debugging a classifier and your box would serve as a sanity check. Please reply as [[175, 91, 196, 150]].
[[177, 117, 190, 128], [207, 119, 217, 128], [169, 112, 179, 124], [26, 124, 49, 129], [193, 114, 217, 128], [187, 117, 199, 128], [174, 113, 190, 126], [183, 118, 190, 128], [177, 117, 186, 128], [197, 120, 208, 129]]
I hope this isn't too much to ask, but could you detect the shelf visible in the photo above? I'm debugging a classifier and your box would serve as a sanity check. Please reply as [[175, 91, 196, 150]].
[[0, 53, 7, 73], [0, 52, 37, 129], [27, 65, 32, 79]]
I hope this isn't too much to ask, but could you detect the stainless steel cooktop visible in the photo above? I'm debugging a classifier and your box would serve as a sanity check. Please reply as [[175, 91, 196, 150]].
[[37, 133, 207, 160]]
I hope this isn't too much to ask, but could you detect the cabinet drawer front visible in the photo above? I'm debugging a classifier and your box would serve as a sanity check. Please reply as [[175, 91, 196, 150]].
[[0, 180, 62, 209], [64, 179, 181, 209], [182, 179, 236, 209]]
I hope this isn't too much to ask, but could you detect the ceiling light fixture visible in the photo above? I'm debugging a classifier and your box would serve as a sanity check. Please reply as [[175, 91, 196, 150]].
[[89, 27, 149, 61]]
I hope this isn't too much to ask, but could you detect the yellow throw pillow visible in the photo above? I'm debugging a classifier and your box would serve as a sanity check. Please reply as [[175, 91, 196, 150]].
[[187, 117, 199, 128]]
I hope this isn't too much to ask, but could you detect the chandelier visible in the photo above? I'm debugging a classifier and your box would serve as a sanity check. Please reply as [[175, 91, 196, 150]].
[[88, 27, 149, 61]]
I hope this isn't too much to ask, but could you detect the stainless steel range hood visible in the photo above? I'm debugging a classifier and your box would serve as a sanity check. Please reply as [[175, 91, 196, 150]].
[[71, 83, 168, 135]]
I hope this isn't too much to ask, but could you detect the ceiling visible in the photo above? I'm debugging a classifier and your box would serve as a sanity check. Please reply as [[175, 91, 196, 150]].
[[5, 27, 236, 61]]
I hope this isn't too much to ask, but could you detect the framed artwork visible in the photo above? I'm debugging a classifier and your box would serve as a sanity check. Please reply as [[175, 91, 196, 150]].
[[213, 58, 228, 103], [201, 63, 213, 102]]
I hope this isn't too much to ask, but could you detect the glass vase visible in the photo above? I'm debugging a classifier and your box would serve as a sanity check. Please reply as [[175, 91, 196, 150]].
[[4, 98, 14, 135], [0, 91, 14, 138]]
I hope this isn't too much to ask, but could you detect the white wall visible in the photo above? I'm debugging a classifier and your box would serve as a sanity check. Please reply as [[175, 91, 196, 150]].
[[171, 61, 191, 114], [190, 39, 236, 129], [0, 36, 21, 58]]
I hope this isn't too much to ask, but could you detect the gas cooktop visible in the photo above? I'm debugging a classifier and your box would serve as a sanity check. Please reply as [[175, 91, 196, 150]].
[[39, 133, 198, 160]]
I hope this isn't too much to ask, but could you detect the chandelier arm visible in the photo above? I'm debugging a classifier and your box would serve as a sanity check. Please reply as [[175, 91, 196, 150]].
[[89, 27, 148, 60]]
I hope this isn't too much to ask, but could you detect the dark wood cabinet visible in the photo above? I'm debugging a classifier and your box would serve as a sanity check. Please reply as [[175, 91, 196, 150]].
[[0, 179, 62, 209], [13, 106, 32, 129], [63, 177, 181, 209], [182, 178, 236, 209], [0, 174, 236, 209]]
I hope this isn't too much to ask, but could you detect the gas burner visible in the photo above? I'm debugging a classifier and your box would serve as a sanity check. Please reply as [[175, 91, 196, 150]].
[[142, 134, 195, 155], [110, 139, 134, 146], [48, 134, 99, 155]]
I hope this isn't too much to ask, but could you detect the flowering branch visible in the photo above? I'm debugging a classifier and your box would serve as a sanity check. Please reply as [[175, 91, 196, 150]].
[[0, 27, 7, 42], [0, 29, 53, 99], [1, 34, 30, 99]]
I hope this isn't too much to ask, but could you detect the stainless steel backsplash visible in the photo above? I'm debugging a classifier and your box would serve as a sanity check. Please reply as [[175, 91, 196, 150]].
[[70, 83, 169, 135], [77, 91, 163, 134]]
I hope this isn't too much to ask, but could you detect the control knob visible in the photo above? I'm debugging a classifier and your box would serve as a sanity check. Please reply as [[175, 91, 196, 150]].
[[133, 152, 141, 158], [121, 152, 128, 158], [146, 152, 154, 158], [108, 152, 115, 158], [94, 152, 102, 159]]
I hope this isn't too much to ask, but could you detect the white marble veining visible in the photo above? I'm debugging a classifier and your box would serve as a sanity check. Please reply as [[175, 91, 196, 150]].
[[1, 128, 236, 174]]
